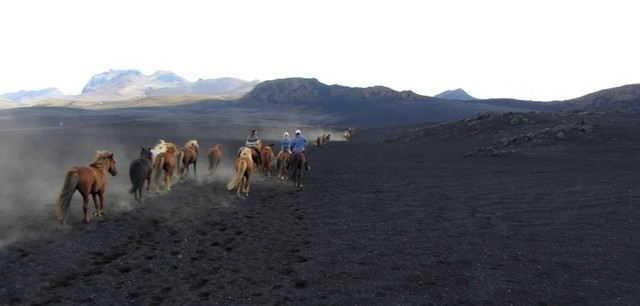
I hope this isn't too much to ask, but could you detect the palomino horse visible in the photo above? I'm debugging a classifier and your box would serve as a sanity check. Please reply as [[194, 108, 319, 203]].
[[176, 139, 199, 181], [207, 144, 223, 174], [151, 139, 168, 164], [151, 141, 177, 192], [129, 147, 153, 203], [288, 152, 307, 187], [276, 150, 291, 180], [226, 147, 254, 196], [259, 144, 275, 176], [237, 146, 261, 167], [56, 151, 118, 224]]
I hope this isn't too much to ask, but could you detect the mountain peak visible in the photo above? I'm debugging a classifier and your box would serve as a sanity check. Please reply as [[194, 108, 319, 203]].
[[435, 88, 477, 101], [149, 71, 188, 84], [81, 69, 145, 94]]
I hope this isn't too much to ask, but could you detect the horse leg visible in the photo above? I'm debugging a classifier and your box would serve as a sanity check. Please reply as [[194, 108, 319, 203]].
[[165, 169, 172, 190], [244, 175, 251, 196], [193, 161, 197, 179], [81, 193, 90, 223], [92, 193, 102, 216]]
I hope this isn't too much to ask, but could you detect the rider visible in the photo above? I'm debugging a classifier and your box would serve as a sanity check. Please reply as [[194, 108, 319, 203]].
[[246, 129, 259, 148], [279, 132, 292, 153], [292, 129, 310, 171]]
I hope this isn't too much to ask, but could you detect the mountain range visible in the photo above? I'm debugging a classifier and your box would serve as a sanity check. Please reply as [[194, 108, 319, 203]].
[[0, 69, 639, 127], [1, 69, 260, 104]]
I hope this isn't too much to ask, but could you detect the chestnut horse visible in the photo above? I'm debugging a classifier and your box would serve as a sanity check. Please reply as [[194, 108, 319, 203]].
[[226, 147, 254, 196], [207, 144, 223, 174], [276, 150, 291, 180], [56, 151, 118, 224], [259, 144, 275, 176], [151, 141, 177, 192], [288, 152, 307, 187], [176, 139, 199, 181], [129, 147, 153, 203]]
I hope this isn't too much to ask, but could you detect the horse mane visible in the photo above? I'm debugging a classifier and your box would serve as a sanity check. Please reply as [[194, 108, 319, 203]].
[[89, 150, 114, 174], [165, 143, 177, 154], [185, 139, 199, 150]]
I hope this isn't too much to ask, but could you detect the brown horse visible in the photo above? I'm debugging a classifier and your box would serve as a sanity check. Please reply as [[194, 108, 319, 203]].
[[207, 144, 223, 174], [259, 144, 275, 176], [56, 151, 118, 224], [151, 141, 177, 192], [129, 147, 153, 203], [227, 147, 254, 196], [276, 150, 291, 180], [176, 139, 199, 181], [288, 152, 307, 187]]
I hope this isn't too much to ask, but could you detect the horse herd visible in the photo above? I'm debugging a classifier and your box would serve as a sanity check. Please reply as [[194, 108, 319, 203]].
[[54, 135, 331, 225]]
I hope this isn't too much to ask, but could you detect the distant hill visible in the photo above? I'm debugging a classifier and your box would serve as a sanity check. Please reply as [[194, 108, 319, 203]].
[[435, 88, 477, 101], [79, 69, 257, 101], [558, 83, 640, 113], [1, 88, 68, 104], [236, 78, 548, 126]]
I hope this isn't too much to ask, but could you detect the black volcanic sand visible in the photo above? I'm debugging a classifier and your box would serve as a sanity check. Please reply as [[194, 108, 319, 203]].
[[0, 111, 639, 305]]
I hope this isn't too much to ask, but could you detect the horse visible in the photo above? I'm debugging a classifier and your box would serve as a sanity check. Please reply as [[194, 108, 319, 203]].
[[276, 150, 291, 180], [237, 146, 261, 166], [343, 130, 351, 141], [207, 144, 223, 174], [176, 139, 199, 181], [129, 147, 153, 203], [226, 147, 254, 196], [288, 152, 307, 187], [316, 134, 326, 148], [151, 139, 168, 164], [151, 141, 177, 192], [56, 151, 118, 224], [259, 144, 275, 176]]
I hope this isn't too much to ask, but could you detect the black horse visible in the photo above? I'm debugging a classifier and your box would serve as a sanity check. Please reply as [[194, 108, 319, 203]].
[[288, 152, 307, 187], [129, 147, 153, 202]]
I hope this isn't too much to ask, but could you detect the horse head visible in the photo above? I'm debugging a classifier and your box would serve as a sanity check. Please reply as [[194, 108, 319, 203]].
[[185, 139, 200, 152], [140, 147, 153, 161], [107, 153, 118, 176], [94, 151, 118, 176]]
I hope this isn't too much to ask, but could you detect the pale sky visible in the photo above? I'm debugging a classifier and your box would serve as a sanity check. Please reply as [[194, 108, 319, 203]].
[[1, 0, 638, 101]]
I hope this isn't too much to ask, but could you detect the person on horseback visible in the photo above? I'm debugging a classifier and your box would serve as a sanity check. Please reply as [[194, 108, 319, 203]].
[[292, 129, 310, 171], [280, 132, 292, 154], [246, 129, 259, 148]]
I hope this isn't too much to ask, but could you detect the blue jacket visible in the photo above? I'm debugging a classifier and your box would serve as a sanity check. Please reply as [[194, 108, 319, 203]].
[[292, 134, 308, 153], [281, 138, 292, 152]]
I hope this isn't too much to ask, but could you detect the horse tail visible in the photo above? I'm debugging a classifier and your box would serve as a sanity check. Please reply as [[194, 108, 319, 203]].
[[56, 168, 79, 223], [226, 159, 247, 191], [207, 151, 214, 172], [176, 150, 185, 177], [129, 160, 142, 194], [151, 155, 165, 190]]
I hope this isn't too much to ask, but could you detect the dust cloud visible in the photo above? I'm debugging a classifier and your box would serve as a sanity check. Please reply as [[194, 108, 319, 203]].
[[0, 113, 346, 247]]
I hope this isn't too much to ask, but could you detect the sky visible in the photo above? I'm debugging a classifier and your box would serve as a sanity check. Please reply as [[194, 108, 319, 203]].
[[1, 0, 638, 101]]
